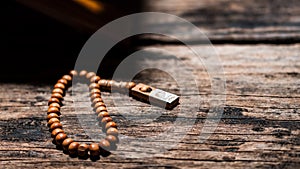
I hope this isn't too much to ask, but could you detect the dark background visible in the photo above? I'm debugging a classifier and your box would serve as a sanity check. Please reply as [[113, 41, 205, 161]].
[[6, 0, 144, 84]]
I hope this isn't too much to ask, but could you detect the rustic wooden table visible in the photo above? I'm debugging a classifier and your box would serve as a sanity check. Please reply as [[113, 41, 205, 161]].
[[2, 0, 300, 168]]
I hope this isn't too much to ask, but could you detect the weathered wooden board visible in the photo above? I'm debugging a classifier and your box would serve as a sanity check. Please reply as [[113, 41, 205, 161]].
[[143, 0, 300, 43], [1, 44, 299, 168]]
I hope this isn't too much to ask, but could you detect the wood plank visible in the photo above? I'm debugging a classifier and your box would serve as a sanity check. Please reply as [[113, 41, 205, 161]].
[[0, 44, 299, 168], [143, 0, 300, 43]]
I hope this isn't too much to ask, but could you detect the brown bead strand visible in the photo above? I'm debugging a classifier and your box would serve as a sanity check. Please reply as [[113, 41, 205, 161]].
[[47, 70, 133, 158], [88, 74, 121, 150]]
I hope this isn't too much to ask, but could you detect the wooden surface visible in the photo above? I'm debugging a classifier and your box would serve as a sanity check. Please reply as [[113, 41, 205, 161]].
[[143, 0, 300, 43], [1, 44, 299, 168], [4, 0, 300, 168]]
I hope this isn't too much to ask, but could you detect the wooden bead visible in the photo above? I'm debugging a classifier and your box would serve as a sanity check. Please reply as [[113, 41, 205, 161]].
[[51, 93, 63, 100], [57, 79, 68, 85], [47, 113, 60, 120], [101, 117, 113, 124], [90, 76, 101, 83], [90, 93, 101, 100], [48, 118, 60, 126], [79, 70, 88, 77], [119, 82, 127, 89], [89, 143, 100, 156], [95, 106, 107, 113], [98, 79, 108, 87], [99, 139, 110, 151], [50, 122, 62, 130], [91, 98, 103, 106], [94, 102, 105, 109], [86, 72, 96, 79], [105, 122, 117, 130], [55, 133, 67, 145], [90, 88, 101, 93], [52, 88, 64, 95], [126, 82, 136, 89], [107, 80, 115, 88], [49, 102, 60, 109], [62, 75, 72, 82], [47, 107, 60, 114], [106, 128, 118, 136], [48, 98, 60, 105], [51, 128, 64, 138], [70, 70, 78, 77], [90, 89, 101, 95], [54, 83, 65, 90], [89, 83, 100, 90], [111, 81, 121, 88], [77, 143, 89, 157], [68, 142, 80, 155], [62, 138, 74, 151], [106, 135, 119, 144], [97, 111, 110, 120], [101, 117, 113, 129]]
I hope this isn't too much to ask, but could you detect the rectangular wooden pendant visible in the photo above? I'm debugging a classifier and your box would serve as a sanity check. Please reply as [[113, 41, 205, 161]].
[[130, 83, 180, 109]]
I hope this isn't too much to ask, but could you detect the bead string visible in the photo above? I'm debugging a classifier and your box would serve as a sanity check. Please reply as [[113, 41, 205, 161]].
[[47, 70, 136, 158]]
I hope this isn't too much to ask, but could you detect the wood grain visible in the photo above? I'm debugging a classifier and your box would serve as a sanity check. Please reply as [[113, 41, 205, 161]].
[[143, 0, 300, 43]]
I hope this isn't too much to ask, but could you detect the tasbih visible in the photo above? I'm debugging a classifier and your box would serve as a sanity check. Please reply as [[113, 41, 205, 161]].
[[47, 70, 179, 158]]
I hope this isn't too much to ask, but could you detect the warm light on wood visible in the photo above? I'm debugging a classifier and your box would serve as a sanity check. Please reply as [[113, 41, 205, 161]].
[[74, 0, 103, 13]]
